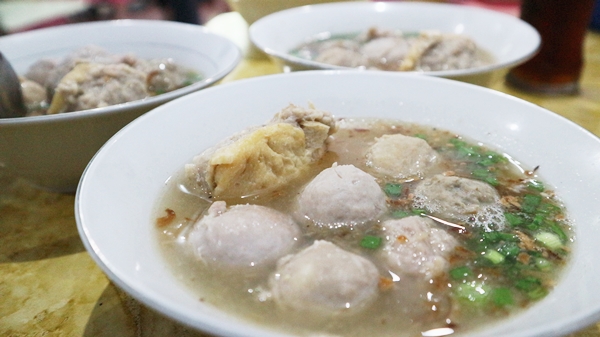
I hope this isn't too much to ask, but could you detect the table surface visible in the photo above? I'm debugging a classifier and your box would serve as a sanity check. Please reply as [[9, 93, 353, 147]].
[[2, 12, 600, 337]]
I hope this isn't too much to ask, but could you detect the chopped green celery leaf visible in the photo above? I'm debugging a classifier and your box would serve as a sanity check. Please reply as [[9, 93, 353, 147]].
[[414, 133, 427, 140], [549, 222, 568, 242], [477, 158, 496, 167], [499, 232, 518, 241], [485, 151, 506, 163], [384, 183, 403, 197], [538, 202, 561, 215], [360, 235, 382, 249], [492, 287, 514, 306], [532, 213, 546, 227], [528, 250, 544, 258], [534, 231, 563, 251], [482, 231, 501, 243], [458, 146, 478, 157], [527, 287, 548, 300], [411, 209, 427, 216], [472, 168, 490, 178], [391, 210, 411, 218], [454, 281, 490, 304], [527, 214, 545, 231], [515, 276, 541, 292], [485, 176, 499, 186], [528, 180, 545, 192], [449, 138, 467, 147], [450, 266, 473, 280], [526, 221, 541, 231], [498, 242, 521, 258], [505, 213, 525, 227], [484, 250, 505, 264], [482, 231, 516, 243], [534, 257, 552, 271], [522, 194, 542, 213]]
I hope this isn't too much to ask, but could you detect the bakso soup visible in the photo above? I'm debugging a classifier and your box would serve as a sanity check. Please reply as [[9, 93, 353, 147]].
[[154, 104, 572, 337]]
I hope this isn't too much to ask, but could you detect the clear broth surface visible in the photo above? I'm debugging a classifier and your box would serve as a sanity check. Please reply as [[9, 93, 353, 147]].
[[154, 117, 572, 336]]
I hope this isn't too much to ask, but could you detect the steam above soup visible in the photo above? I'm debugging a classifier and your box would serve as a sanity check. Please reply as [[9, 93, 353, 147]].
[[155, 104, 572, 336]]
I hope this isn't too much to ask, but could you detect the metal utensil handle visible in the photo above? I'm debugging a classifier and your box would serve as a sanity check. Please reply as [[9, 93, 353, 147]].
[[0, 51, 27, 118]]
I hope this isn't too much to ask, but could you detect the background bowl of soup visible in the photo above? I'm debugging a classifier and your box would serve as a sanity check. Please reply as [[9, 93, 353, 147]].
[[0, 19, 241, 193], [76, 70, 600, 337], [249, 1, 540, 87]]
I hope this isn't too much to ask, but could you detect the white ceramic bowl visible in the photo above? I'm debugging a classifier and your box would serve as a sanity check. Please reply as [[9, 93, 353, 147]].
[[0, 20, 241, 192], [249, 1, 540, 86], [76, 70, 600, 337]]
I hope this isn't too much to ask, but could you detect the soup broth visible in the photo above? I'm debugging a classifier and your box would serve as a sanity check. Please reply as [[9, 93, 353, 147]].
[[155, 117, 572, 336]]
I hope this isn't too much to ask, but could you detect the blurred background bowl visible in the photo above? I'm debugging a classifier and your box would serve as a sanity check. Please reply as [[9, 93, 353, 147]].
[[0, 19, 241, 193], [249, 1, 540, 87]]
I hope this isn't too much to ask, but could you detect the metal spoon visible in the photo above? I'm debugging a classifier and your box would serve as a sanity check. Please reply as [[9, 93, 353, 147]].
[[0, 51, 27, 118]]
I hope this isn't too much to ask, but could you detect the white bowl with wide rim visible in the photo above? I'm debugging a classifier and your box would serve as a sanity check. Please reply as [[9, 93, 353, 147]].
[[249, 1, 540, 86], [0, 20, 241, 192], [76, 70, 600, 337]]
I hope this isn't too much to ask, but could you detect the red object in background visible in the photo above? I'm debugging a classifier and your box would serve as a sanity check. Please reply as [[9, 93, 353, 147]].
[[447, 0, 521, 16], [506, 0, 596, 95]]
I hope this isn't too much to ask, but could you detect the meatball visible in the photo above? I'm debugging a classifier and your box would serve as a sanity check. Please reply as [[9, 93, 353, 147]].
[[412, 174, 506, 231], [380, 216, 459, 280], [365, 133, 439, 180], [360, 36, 413, 71], [134, 58, 192, 94], [418, 34, 480, 72], [24, 58, 56, 87], [314, 40, 367, 68], [270, 240, 379, 314], [188, 201, 301, 268], [295, 164, 387, 229]]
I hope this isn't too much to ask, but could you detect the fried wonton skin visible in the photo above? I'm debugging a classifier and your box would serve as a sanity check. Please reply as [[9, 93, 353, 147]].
[[185, 104, 337, 199]]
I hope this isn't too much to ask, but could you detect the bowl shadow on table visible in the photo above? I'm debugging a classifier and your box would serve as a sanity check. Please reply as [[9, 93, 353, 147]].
[[0, 177, 85, 263], [83, 282, 214, 337]]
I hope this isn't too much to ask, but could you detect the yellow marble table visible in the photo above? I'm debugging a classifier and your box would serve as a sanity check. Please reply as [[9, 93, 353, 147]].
[[1, 16, 600, 337]]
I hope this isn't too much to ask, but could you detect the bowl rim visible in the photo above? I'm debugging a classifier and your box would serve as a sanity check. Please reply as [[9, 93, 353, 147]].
[[249, 1, 541, 77], [0, 19, 242, 125]]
